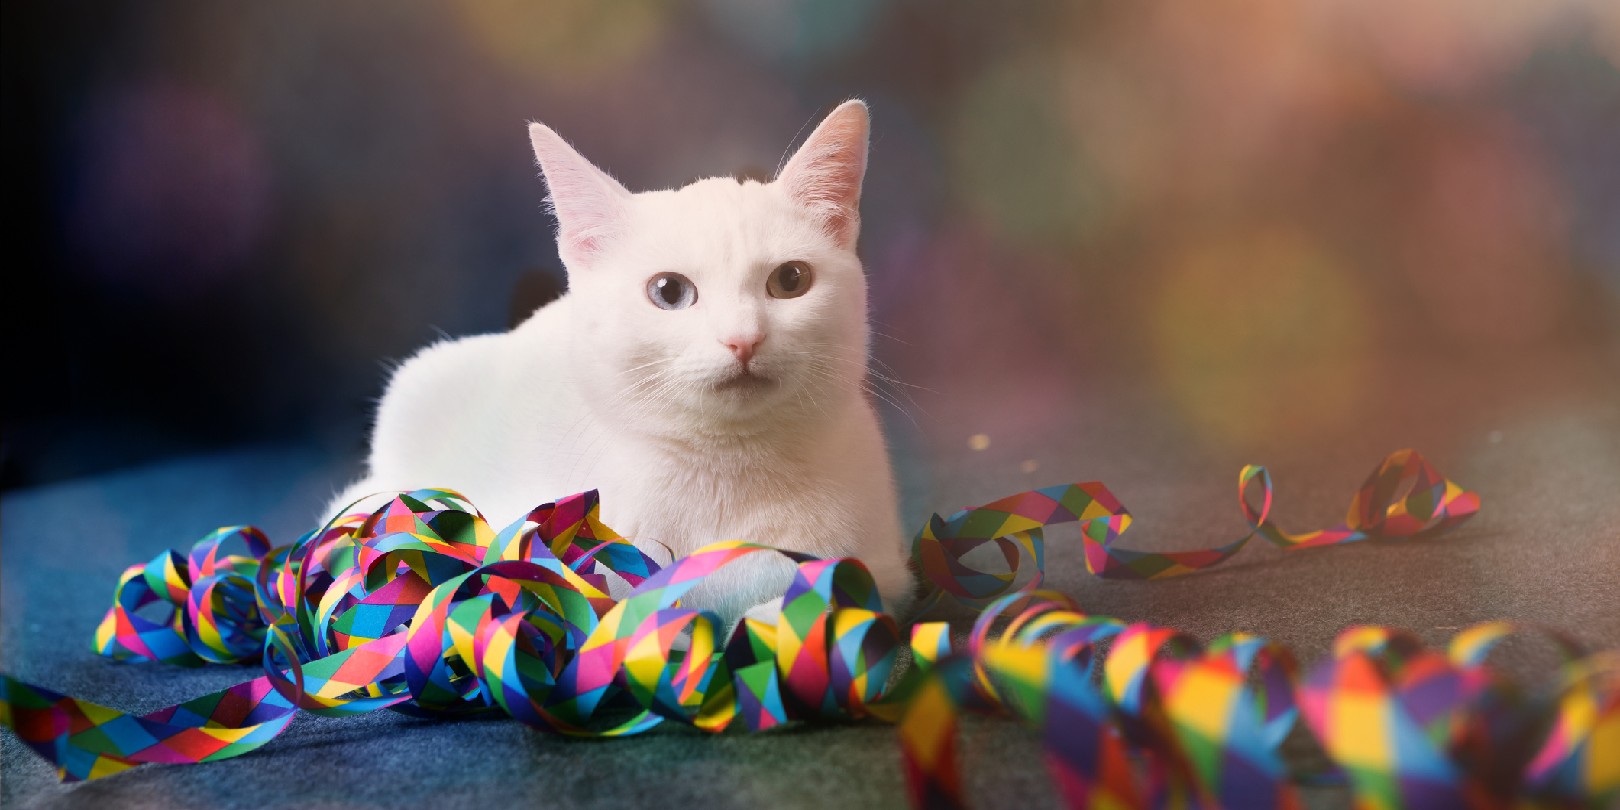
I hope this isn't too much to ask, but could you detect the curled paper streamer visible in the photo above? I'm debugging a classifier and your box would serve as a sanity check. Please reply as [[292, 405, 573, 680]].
[[910, 448, 1482, 611], [2, 450, 1614, 807], [900, 595, 1620, 809]]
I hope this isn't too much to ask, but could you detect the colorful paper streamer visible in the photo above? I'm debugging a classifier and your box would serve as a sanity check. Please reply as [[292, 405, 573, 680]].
[[3, 450, 1616, 808]]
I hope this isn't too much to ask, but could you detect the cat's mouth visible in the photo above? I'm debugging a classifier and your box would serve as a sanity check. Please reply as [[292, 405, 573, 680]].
[[711, 369, 775, 394]]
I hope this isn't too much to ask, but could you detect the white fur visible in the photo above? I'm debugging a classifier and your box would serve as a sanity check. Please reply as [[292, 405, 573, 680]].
[[328, 101, 914, 625]]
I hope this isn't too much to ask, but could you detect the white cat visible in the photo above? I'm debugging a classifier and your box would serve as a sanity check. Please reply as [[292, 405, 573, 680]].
[[327, 101, 914, 625]]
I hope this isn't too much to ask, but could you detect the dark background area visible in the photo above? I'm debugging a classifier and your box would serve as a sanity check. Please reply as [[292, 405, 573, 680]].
[[3, 0, 1618, 492]]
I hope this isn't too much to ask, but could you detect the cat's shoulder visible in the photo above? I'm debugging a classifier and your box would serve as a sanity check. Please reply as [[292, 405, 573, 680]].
[[388, 295, 573, 392], [381, 305, 577, 441], [386, 331, 506, 393]]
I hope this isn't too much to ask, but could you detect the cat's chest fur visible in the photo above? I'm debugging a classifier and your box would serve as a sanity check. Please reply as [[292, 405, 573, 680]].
[[339, 296, 911, 618], [592, 438, 861, 561]]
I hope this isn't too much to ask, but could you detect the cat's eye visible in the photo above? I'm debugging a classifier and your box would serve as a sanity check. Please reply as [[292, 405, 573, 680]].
[[646, 272, 697, 310], [767, 261, 813, 299]]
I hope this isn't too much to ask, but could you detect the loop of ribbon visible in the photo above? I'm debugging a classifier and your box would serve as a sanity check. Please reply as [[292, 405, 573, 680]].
[[910, 448, 1483, 612], [2, 449, 1615, 808]]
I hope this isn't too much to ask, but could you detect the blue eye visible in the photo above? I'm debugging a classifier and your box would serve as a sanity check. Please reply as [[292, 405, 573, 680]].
[[647, 273, 697, 310]]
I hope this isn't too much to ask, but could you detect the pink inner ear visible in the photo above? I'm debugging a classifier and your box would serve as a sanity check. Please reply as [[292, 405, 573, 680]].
[[544, 165, 619, 258], [528, 123, 629, 267], [779, 104, 869, 247]]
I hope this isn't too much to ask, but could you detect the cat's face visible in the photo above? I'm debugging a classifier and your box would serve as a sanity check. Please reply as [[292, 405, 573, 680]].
[[529, 102, 872, 437]]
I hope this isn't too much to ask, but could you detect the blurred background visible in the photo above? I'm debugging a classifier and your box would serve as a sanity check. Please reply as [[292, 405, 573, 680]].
[[3, 0, 1617, 494]]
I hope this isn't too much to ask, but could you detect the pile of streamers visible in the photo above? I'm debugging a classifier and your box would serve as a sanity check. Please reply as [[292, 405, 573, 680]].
[[3, 449, 1617, 808]]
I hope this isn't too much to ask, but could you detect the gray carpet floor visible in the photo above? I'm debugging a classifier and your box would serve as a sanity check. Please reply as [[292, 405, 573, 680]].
[[4, 379, 1618, 809]]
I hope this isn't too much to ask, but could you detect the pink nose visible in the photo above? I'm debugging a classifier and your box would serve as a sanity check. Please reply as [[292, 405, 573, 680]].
[[722, 335, 762, 366]]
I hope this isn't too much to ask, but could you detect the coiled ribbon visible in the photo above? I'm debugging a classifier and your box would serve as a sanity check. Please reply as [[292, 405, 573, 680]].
[[2, 449, 1614, 807]]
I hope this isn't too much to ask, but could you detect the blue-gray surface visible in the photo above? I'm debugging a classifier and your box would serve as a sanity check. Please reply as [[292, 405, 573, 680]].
[[4, 400, 1619, 809]]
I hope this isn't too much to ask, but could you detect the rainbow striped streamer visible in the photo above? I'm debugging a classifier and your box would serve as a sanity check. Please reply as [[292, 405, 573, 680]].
[[911, 448, 1483, 612], [3, 450, 1616, 808], [897, 594, 1618, 808]]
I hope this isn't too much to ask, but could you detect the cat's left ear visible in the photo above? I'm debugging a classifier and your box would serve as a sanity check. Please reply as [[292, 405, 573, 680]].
[[776, 100, 869, 250]]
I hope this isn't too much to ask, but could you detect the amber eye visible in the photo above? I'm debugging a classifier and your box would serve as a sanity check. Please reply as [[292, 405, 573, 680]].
[[766, 261, 813, 299], [646, 272, 697, 310]]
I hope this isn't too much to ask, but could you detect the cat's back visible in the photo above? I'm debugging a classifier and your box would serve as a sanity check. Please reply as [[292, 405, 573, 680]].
[[368, 297, 580, 494]]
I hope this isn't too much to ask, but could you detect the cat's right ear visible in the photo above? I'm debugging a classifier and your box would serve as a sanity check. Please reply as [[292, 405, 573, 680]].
[[528, 123, 632, 269]]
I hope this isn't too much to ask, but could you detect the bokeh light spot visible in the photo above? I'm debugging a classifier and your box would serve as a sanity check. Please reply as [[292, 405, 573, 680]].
[[454, 0, 668, 80], [1149, 230, 1373, 448], [700, 0, 888, 69], [1396, 121, 1572, 348], [1315, 0, 1582, 92], [948, 57, 1110, 249], [64, 82, 270, 299]]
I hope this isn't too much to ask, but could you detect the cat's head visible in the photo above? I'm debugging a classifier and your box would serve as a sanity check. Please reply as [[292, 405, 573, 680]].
[[527, 101, 872, 437]]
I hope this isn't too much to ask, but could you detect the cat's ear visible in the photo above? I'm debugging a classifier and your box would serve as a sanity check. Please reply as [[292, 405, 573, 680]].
[[776, 100, 869, 249], [528, 123, 632, 269]]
